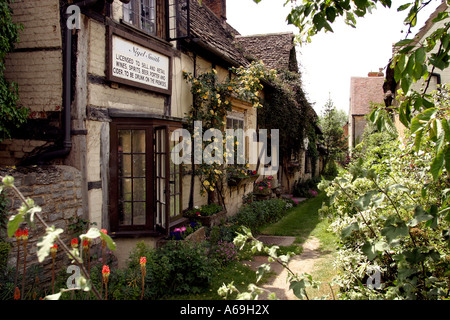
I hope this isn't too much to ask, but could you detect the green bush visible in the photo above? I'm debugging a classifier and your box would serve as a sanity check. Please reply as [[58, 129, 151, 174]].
[[230, 198, 290, 233], [318, 130, 450, 300], [111, 241, 216, 299], [293, 178, 320, 198]]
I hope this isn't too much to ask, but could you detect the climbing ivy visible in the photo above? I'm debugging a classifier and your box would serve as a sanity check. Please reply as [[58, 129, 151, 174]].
[[258, 69, 318, 165], [0, 0, 28, 142]]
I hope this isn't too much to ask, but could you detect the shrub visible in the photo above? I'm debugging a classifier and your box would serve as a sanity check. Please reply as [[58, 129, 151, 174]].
[[212, 240, 238, 266], [293, 178, 320, 198], [318, 131, 450, 300], [230, 198, 290, 233], [122, 241, 216, 299]]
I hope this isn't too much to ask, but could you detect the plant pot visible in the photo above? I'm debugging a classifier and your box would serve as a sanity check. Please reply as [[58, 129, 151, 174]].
[[194, 210, 227, 227], [227, 174, 259, 187], [227, 177, 243, 186], [157, 226, 206, 248]]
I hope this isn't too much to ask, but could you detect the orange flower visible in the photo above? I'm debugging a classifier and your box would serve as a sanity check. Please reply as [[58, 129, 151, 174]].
[[14, 287, 20, 300], [100, 229, 107, 235], [71, 238, 78, 248], [140, 256, 147, 266]]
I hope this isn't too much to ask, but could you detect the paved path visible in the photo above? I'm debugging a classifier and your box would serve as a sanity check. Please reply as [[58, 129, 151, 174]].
[[243, 236, 325, 300]]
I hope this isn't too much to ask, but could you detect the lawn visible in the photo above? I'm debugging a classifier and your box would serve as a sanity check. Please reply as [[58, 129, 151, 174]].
[[260, 192, 336, 251]]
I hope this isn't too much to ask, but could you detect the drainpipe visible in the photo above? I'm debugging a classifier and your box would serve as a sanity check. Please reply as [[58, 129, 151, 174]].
[[36, 0, 100, 164]]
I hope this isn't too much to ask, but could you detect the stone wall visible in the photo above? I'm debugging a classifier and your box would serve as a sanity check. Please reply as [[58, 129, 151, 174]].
[[1, 165, 84, 290]]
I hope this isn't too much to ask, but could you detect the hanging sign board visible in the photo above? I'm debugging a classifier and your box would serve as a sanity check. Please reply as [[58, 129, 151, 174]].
[[108, 28, 172, 95]]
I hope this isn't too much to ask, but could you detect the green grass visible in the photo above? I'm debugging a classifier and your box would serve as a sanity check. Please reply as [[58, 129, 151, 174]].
[[259, 192, 339, 299], [260, 192, 335, 249]]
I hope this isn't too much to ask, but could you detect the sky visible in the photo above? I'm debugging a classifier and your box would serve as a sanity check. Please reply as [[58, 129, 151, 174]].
[[226, 0, 442, 116]]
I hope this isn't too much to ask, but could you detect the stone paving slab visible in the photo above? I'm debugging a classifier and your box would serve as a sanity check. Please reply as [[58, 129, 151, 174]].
[[256, 235, 297, 246]]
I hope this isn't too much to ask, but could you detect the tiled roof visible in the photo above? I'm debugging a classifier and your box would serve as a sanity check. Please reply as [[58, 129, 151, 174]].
[[350, 76, 385, 115], [188, 0, 249, 67], [234, 32, 297, 71]]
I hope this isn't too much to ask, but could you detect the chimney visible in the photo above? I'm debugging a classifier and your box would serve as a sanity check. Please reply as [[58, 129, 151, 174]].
[[368, 68, 384, 77], [204, 0, 227, 23]]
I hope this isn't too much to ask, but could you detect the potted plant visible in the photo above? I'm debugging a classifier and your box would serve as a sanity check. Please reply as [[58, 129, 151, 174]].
[[226, 165, 259, 186], [253, 176, 274, 200], [184, 203, 227, 227], [158, 221, 205, 247]]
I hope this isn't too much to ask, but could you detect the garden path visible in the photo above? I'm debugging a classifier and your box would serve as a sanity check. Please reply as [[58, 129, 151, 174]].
[[243, 235, 326, 300]]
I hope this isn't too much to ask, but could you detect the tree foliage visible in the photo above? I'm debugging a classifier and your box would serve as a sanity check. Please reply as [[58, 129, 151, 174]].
[[318, 97, 348, 168], [0, 0, 28, 142]]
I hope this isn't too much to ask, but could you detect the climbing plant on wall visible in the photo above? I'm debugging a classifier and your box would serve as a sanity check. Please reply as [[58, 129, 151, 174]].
[[182, 61, 276, 206], [0, 0, 28, 142], [258, 69, 319, 172]]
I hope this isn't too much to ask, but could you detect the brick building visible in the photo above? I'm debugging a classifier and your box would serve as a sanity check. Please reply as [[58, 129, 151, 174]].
[[348, 70, 385, 150]]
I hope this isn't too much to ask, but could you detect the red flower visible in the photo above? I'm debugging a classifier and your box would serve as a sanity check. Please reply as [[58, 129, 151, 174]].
[[50, 244, 58, 258], [100, 229, 107, 235], [102, 265, 110, 274], [140, 256, 147, 266], [71, 238, 78, 248], [21, 229, 29, 241], [14, 228, 22, 240], [82, 239, 89, 249], [102, 265, 110, 281]]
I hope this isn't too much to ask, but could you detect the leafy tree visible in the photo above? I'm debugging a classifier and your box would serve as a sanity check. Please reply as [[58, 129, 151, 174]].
[[0, 0, 28, 142], [261, 0, 450, 180], [319, 97, 348, 169]]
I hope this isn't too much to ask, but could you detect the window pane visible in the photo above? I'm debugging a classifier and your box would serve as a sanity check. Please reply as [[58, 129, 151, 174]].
[[120, 178, 132, 201], [133, 202, 146, 225], [133, 154, 146, 177], [132, 130, 146, 153], [119, 201, 132, 225], [119, 130, 131, 153], [175, 195, 180, 217], [134, 178, 146, 201], [120, 154, 132, 177], [161, 154, 166, 178], [170, 196, 174, 218]]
